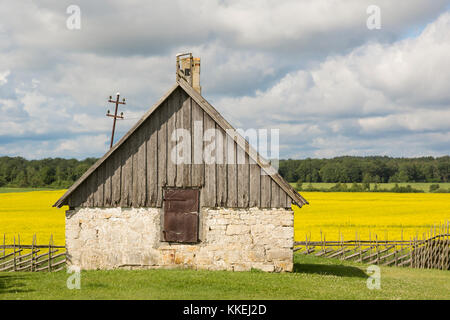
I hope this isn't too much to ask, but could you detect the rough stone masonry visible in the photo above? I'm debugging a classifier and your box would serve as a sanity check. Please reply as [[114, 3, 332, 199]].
[[65, 207, 294, 272]]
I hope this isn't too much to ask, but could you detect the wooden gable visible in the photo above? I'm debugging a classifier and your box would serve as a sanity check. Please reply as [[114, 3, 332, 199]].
[[54, 80, 308, 209]]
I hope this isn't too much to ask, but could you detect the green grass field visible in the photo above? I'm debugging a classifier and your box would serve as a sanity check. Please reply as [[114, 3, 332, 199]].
[[1, 255, 449, 300], [290, 182, 450, 192]]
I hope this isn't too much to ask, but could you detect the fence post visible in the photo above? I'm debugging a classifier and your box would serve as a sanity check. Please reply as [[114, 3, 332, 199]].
[[2, 234, 4, 259], [446, 221, 449, 270], [305, 234, 308, 253], [13, 236, 16, 272], [320, 230, 323, 253], [409, 237, 413, 268], [48, 235, 53, 272], [18, 234, 21, 263], [375, 234, 379, 265], [30, 234, 35, 272]]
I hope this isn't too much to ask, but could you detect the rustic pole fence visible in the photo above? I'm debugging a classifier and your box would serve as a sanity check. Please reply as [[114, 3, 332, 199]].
[[0, 234, 66, 272], [294, 221, 450, 271]]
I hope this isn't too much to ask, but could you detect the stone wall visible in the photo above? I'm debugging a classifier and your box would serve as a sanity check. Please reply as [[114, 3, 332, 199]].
[[65, 207, 294, 272]]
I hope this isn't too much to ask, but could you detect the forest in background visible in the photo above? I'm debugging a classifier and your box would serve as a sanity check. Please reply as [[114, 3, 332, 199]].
[[0, 155, 448, 189], [0, 157, 97, 188], [279, 156, 449, 184]]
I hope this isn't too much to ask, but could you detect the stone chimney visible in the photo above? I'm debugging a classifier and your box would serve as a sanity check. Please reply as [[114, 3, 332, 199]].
[[176, 53, 201, 94]]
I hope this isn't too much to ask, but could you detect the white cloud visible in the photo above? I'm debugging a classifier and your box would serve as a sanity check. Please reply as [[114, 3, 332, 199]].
[[0, 70, 10, 85], [0, 2, 449, 159], [216, 12, 450, 157], [55, 134, 109, 155]]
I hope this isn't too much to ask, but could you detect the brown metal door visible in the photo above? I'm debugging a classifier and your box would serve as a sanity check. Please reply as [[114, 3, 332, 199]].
[[163, 189, 199, 243]]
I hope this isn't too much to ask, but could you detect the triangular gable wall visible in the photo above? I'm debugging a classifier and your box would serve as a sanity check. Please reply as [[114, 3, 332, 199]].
[[54, 81, 307, 209]]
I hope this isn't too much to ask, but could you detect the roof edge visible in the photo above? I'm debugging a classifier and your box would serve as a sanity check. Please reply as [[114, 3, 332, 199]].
[[177, 79, 308, 207], [53, 83, 180, 208], [54, 80, 308, 208]]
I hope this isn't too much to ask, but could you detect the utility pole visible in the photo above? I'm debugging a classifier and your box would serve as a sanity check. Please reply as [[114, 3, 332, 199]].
[[107, 92, 126, 149]]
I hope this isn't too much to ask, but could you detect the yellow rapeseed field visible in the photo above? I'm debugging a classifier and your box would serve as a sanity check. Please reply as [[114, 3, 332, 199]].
[[0, 190, 67, 245], [1, 190, 449, 245], [294, 192, 450, 241]]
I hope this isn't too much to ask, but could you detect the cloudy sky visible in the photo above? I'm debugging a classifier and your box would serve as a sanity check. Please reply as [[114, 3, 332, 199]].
[[0, 0, 449, 160]]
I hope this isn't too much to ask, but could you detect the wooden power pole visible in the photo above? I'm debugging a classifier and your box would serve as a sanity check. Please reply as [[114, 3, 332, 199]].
[[106, 92, 126, 149]]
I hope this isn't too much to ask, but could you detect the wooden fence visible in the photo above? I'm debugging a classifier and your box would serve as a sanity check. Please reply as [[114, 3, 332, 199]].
[[294, 222, 450, 271], [0, 235, 66, 272]]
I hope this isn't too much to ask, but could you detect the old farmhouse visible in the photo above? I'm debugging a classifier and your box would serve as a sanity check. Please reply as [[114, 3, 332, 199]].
[[54, 54, 308, 272]]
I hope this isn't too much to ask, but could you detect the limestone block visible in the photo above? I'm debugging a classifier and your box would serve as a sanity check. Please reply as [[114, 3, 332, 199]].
[[252, 223, 276, 234], [247, 245, 266, 262], [65, 227, 80, 240], [273, 226, 293, 239], [226, 224, 250, 235], [274, 238, 293, 248], [232, 264, 249, 272], [174, 251, 195, 265], [160, 249, 175, 265], [274, 260, 293, 272], [252, 263, 275, 272], [266, 248, 292, 261]]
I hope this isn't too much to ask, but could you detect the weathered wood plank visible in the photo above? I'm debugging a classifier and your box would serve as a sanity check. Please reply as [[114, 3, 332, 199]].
[[286, 196, 292, 208], [111, 150, 121, 206], [167, 89, 179, 187], [103, 156, 112, 207], [94, 164, 104, 207], [191, 101, 204, 187], [177, 79, 308, 207], [133, 125, 147, 207], [131, 131, 141, 207], [271, 181, 280, 208], [68, 187, 82, 208], [86, 170, 96, 207], [237, 150, 249, 208], [226, 134, 237, 207], [202, 114, 216, 207], [53, 84, 179, 208], [157, 103, 168, 207], [216, 126, 227, 206], [280, 191, 287, 209], [147, 112, 158, 206], [176, 91, 191, 187], [260, 169, 271, 208], [249, 158, 260, 208], [120, 139, 133, 207], [79, 179, 87, 207]]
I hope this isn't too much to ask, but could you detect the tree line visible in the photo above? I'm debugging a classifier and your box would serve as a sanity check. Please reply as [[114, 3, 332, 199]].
[[279, 156, 450, 184], [0, 155, 449, 189], [0, 157, 97, 188]]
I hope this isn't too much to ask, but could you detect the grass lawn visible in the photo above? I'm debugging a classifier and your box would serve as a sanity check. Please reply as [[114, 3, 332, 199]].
[[1, 254, 449, 300]]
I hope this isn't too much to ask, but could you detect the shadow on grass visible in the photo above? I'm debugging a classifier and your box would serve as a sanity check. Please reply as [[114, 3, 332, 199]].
[[0, 273, 35, 295], [293, 263, 368, 278]]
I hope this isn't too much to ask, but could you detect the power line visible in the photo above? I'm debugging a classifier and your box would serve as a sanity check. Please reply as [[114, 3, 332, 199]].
[[106, 92, 126, 149]]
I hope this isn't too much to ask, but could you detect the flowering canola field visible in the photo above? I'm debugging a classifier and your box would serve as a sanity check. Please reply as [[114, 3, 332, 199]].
[[0, 190, 449, 245], [294, 192, 450, 241], [0, 190, 67, 245]]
